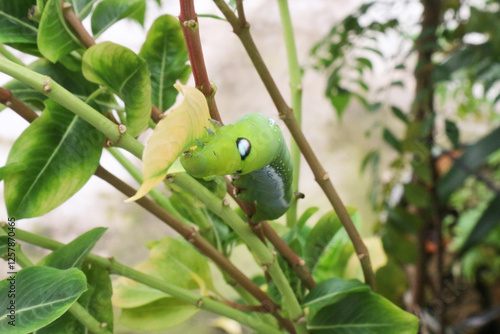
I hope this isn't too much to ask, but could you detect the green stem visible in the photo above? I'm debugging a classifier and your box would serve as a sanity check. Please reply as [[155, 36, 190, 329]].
[[106, 147, 187, 223], [6, 227, 283, 334], [0, 44, 24, 66], [277, 0, 303, 228], [0, 57, 144, 159], [173, 173, 306, 330]]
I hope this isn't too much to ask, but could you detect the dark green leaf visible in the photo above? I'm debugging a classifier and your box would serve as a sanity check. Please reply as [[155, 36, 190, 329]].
[[0, 267, 87, 334], [0, 235, 8, 255], [91, 0, 146, 38], [38, 228, 107, 269], [4, 100, 104, 218], [119, 297, 199, 331], [329, 90, 351, 118], [82, 41, 151, 137], [391, 106, 409, 123], [356, 57, 373, 70], [460, 193, 500, 255], [360, 150, 380, 174], [38, 0, 83, 62], [382, 226, 418, 264], [0, 0, 38, 44], [391, 80, 404, 88], [139, 14, 191, 112], [375, 261, 408, 306], [308, 292, 419, 333], [439, 125, 500, 202], [305, 210, 343, 271], [445, 119, 460, 149], [383, 128, 403, 153], [302, 278, 369, 309], [387, 205, 422, 235], [403, 183, 430, 208]]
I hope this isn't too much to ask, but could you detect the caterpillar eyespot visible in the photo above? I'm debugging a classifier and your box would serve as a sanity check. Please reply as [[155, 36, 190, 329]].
[[236, 138, 251, 160], [181, 113, 293, 222]]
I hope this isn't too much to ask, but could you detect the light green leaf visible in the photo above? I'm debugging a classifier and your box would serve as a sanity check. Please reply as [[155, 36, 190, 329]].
[[0, 163, 26, 182], [91, 0, 146, 38], [0, 0, 38, 44], [139, 14, 191, 112], [82, 41, 151, 137], [147, 237, 215, 292], [302, 278, 369, 309], [0, 266, 87, 334], [69, 0, 99, 19], [119, 297, 199, 331], [38, 0, 82, 62], [5, 100, 104, 219], [126, 84, 212, 202], [308, 292, 419, 334], [38, 228, 107, 269]]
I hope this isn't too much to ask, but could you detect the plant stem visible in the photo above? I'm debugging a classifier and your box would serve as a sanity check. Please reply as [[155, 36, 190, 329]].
[[276, 0, 303, 228], [0, 87, 38, 122], [2, 226, 283, 334], [0, 44, 25, 66], [179, 0, 222, 123], [213, 0, 375, 290], [173, 173, 306, 332]]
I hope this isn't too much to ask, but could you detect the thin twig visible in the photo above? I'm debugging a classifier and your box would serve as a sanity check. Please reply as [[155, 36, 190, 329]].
[[179, 0, 222, 122], [213, 0, 375, 290], [60, 0, 164, 123]]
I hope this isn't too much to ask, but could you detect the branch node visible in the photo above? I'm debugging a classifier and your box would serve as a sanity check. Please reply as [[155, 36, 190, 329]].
[[118, 124, 127, 134], [5, 100, 12, 107], [196, 298, 203, 308], [296, 316, 306, 324], [261, 264, 271, 271], [183, 19, 198, 29], [222, 198, 230, 206], [322, 172, 330, 181], [62, 1, 72, 9], [298, 258, 305, 266], [105, 139, 115, 147], [100, 322, 108, 328], [166, 176, 174, 183], [43, 79, 52, 93], [186, 227, 198, 244], [358, 252, 367, 260]]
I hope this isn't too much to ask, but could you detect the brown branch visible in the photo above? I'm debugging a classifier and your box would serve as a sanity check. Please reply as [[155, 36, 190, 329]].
[[0, 87, 38, 122], [213, 0, 375, 290], [179, 0, 222, 123], [61, 0, 164, 123]]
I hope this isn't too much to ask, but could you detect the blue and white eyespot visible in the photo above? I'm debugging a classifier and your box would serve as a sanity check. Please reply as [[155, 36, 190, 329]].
[[236, 138, 251, 160]]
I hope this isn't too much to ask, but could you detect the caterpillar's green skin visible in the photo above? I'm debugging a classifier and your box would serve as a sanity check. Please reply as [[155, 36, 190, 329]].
[[181, 113, 293, 222]]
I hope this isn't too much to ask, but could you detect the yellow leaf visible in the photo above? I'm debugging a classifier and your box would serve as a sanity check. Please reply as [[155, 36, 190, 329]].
[[126, 84, 212, 202]]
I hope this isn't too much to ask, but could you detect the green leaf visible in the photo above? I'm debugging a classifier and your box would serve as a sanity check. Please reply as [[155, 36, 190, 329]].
[[403, 183, 430, 208], [383, 128, 403, 153], [305, 210, 343, 271], [356, 57, 373, 70], [460, 193, 500, 255], [375, 261, 408, 306], [91, 0, 146, 38], [38, 0, 82, 62], [0, 235, 8, 255], [390, 106, 409, 123], [308, 292, 419, 334], [0, 266, 87, 334], [147, 237, 215, 291], [139, 14, 191, 112], [439, 126, 500, 202], [296, 206, 319, 230], [119, 297, 199, 331], [4, 100, 104, 219], [69, 0, 98, 19], [382, 226, 417, 264], [38, 228, 107, 269], [445, 119, 460, 149], [0, 0, 39, 44], [82, 41, 151, 137], [0, 163, 26, 182], [302, 278, 369, 309], [329, 90, 351, 119]]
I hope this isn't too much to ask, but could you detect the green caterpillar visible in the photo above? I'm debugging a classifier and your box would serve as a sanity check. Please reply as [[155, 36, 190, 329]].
[[181, 113, 293, 222]]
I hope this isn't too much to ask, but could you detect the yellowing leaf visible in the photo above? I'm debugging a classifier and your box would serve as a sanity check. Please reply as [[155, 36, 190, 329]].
[[126, 84, 212, 202]]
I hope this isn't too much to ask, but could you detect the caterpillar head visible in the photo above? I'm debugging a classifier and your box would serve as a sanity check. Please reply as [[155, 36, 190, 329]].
[[180, 113, 284, 177]]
